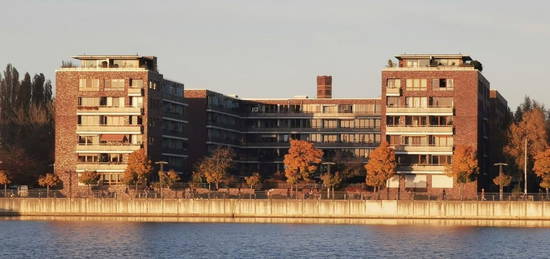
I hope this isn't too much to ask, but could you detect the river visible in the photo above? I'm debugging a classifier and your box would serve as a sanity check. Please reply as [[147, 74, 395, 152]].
[[1, 217, 549, 258]]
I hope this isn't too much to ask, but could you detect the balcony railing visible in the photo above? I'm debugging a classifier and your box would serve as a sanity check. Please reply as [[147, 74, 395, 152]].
[[76, 124, 143, 133], [128, 88, 143, 96], [385, 105, 453, 115], [77, 106, 143, 114], [386, 125, 453, 135], [245, 111, 380, 118], [245, 127, 380, 133], [392, 145, 453, 153], [386, 87, 401, 96], [76, 143, 142, 152], [76, 163, 127, 171], [397, 164, 447, 173]]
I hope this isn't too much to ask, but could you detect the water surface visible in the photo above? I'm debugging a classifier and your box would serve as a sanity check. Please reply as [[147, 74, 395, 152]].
[[1, 218, 549, 258]]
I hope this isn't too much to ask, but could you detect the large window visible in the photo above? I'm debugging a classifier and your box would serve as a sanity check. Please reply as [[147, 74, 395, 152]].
[[405, 97, 428, 108], [79, 79, 99, 91], [387, 79, 401, 88], [323, 119, 338, 128], [405, 79, 427, 91], [105, 79, 124, 90]]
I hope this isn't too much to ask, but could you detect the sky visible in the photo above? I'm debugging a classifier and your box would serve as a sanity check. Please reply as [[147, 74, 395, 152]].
[[1, 0, 549, 109]]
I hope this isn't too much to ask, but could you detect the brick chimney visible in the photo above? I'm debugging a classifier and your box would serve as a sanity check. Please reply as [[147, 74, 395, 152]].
[[316, 75, 332, 99]]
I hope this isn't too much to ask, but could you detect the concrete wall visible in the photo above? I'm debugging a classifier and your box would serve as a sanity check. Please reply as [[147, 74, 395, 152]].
[[1, 198, 550, 220]]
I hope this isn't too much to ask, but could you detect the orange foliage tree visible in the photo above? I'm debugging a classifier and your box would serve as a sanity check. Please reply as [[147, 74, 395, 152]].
[[245, 172, 261, 190], [364, 142, 396, 193], [79, 171, 100, 193], [534, 148, 550, 194], [0, 170, 11, 197], [283, 139, 323, 193], [38, 173, 61, 197], [124, 149, 152, 191], [446, 145, 478, 199], [492, 173, 512, 200], [321, 171, 342, 199], [504, 108, 548, 186], [198, 147, 234, 190]]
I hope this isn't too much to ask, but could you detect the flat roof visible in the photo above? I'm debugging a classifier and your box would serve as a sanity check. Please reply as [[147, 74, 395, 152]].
[[395, 54, 471, 60], [72, 55, 156, 60]]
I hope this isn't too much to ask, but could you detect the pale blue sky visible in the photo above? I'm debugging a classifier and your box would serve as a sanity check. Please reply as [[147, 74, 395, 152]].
[[1, 0, 549, 109]]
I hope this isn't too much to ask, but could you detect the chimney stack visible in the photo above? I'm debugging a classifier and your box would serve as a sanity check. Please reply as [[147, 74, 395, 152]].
[[316, 75, 332, 99]]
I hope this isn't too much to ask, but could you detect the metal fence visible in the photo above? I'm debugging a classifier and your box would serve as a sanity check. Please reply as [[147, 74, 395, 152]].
[[2, 189, 550, 201]]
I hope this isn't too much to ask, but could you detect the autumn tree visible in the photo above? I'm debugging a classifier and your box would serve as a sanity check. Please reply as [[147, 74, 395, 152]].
[[446, 145, 479, 200], [534, 149, 550, 195], [493, 173, 512, 201], [245, 172, 261, 190], [283, 139, 323, 194], [0, 170, 11, 197], [365, 142, 396, 194], [160, 169, 180, 189], [38, 173, 61, 197], [504, 108, 548, 191], [124, 149, 152, 191], [79, 171, 100, 194], [321, 171, 342, 199], [198, 147, 234, 190]]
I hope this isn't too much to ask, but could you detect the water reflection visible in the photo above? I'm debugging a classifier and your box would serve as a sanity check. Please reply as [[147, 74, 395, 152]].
[[3, 216, 550, 227]]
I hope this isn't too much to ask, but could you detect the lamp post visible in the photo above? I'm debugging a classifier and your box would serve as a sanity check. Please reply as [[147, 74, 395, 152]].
[[494, 162, 508, 201], [155, 161, 168, 198]]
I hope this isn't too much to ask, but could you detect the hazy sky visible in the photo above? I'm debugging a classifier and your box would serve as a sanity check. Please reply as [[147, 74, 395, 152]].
[[2, 0, 549, 109]]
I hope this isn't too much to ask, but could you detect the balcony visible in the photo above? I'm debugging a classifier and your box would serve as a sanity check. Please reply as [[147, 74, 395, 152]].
[[128, 88, 143, 96], [386, 125, 453, 135], [245, 111, 380, 118], [385, 106, 453, 115], [76, 143, 142, 152], [397, 165, 447, 174], [77, 106, 143, 115], [392, 145, 453, 153], [244, 127, 380, 133], [76, 125, 142, 134], [76, 163, 127, 172], [386, 87, 401, 96]]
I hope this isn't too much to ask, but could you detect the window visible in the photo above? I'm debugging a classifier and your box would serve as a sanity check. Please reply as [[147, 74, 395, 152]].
[[79, 79, 99, 91], [323, 120, 338, 129], [340, 120, 354, 128], [430, 97, 453, 107], [432, 79, 454, 90], [338, 104, 353, 113], [387, 79, 401, 88], [78, 97, 99, 107], [309, 134, 321, 143], [130, 79, 143, 88], [78, 136, 94, 145], [386, 97, 401, 107], [323, 134, 338, 143], [405, 97, 428, 108], [405, 79, 427, 91], [322, 105, 337, 113]]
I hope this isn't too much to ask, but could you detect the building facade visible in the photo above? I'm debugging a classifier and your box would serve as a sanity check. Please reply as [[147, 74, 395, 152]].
[[55, 55, 187, 193], [185, 76, 382, 178]]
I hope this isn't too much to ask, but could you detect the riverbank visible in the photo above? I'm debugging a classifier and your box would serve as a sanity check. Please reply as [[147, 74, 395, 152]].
[[2, 198, 550, 221]]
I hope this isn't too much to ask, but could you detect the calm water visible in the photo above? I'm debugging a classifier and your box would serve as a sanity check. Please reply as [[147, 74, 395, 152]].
[[1, 218, 549, 258]]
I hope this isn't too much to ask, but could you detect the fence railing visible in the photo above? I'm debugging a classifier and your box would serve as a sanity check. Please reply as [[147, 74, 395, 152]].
[[2, 189, 550, 201]]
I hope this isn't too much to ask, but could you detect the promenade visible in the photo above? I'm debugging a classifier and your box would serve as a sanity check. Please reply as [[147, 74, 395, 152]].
[[2, 198, 550, 221]]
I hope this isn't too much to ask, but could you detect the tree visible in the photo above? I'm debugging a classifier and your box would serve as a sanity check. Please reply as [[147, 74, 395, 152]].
[[37, 173, 61, 197], [446, 145, 478, 200], [534, 149, 550, 195], [504, 108, 548, 191], [245, 172, 261, 190], [198, 147, 234, 190], [321, 171, 342, 199], [493, 173, 512, 200], [79, 171, 100, 194], [124, 149, 152, 191], [0, 170, 11, 197], [160, 169, 180, 189], [365, 142, 396, 194], [283, 139, 323, 194]]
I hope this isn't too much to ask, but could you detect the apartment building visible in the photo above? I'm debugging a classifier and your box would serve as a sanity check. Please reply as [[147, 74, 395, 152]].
[[55, 55, 187, 192], [381, 54, 506, 197], [185, 76, 382, 177]]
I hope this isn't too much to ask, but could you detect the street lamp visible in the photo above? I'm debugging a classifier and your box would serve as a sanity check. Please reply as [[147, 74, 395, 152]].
[[494, 162, 508, 201], [155, 161, 168, 198]]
